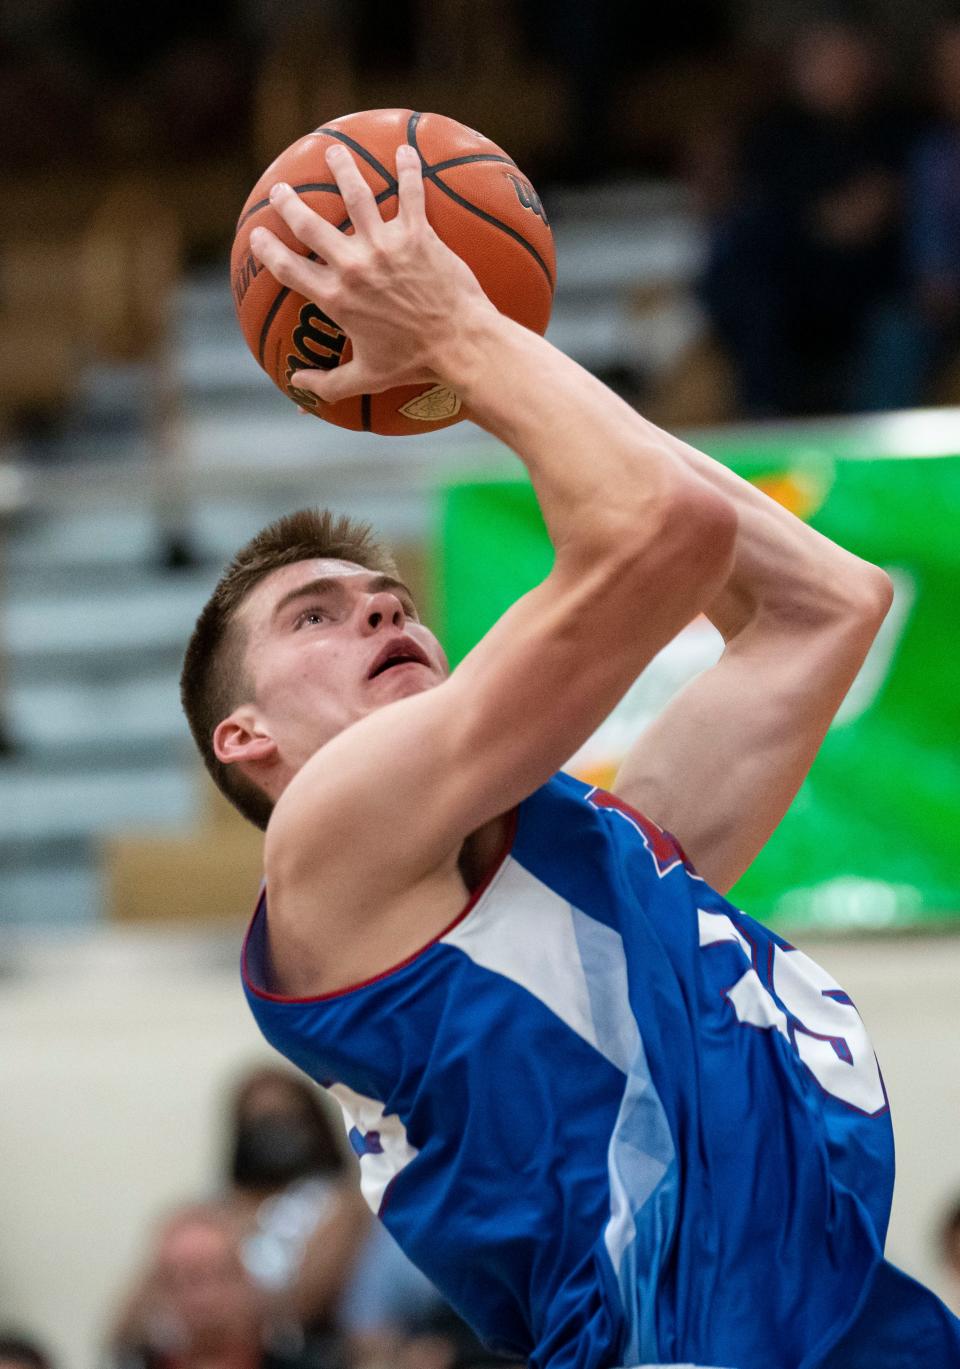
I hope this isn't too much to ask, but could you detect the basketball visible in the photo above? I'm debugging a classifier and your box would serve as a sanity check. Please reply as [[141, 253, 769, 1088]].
[[231, 109, 556, 436]]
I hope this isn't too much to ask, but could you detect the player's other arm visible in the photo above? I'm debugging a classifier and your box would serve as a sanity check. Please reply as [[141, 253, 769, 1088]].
[[252, 147, 736, 917], [612, 423, 893, 892]]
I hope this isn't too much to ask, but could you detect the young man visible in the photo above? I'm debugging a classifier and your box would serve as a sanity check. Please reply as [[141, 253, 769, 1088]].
[[181, 145, 960, 1369]]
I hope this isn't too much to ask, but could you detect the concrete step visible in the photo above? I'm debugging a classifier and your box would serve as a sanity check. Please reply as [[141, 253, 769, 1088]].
[[6, 488, 439, 584], [7, 507, 192, 576], [3, 573, 213, 663], [1, 857, 102, 928], [8, 676, 189, 754], [0, 763, 198, 844]]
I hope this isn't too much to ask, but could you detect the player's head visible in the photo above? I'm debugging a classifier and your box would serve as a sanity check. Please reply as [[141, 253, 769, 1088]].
[[0, 1336, 52, 1369], [941, 1196, 960, 1280], [789, 20, 879, 117], [181, 507, 447, 830], [149, 1202, 262, 1349]]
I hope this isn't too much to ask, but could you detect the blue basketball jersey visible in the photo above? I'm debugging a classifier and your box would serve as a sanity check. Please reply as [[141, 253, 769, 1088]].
[[242, 772, 960, 1369]]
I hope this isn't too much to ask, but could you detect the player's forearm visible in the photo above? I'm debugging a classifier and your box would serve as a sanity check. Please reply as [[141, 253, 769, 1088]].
[[438, 308, 703, 557]]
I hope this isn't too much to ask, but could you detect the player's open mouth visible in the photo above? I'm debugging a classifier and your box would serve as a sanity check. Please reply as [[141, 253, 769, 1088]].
[[367, 637, 430, 679]]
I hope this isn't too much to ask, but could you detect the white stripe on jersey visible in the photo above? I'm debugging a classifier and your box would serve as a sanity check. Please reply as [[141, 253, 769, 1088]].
[[329, 1081, 418, 1214], [442, 856, 639, 1074]]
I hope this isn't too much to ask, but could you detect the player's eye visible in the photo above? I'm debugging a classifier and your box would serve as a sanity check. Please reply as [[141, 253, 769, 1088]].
[[294, 606, 328, 628]]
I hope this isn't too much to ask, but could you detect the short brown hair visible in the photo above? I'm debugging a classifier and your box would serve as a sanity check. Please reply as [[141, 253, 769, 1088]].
[[180, 508, 397, 830]]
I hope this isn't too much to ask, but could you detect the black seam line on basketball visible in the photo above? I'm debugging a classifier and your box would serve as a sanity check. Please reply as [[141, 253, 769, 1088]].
[[361, 394, 372, 430], [236, 183, 339, 231], [241, 176, 395, 238], [317, 128, 398, 191], [427, 173, 555, 291], [256, 186, 398, 366], [258, 281, 293, 365], [337, 185, 397, 232], [427, 153, 517, 174], [403, 112, 552, 287], [402, 115, 518, 183]]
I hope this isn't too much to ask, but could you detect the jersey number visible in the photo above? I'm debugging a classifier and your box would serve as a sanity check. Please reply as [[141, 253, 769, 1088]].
[[699, 909, 887, 1116]]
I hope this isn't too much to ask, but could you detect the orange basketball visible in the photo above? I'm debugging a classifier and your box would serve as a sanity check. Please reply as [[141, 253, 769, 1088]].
[[231, 109, 556, 436]]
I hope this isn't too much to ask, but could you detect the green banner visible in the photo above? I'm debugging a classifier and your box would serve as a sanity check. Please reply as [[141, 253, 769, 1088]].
[[435, 443, 960, 932]]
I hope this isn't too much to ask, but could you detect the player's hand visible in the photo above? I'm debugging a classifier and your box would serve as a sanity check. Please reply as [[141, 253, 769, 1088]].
[[248, 144, 496, 403]]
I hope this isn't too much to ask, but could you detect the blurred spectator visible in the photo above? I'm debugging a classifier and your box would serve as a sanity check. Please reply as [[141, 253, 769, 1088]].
[[341, 1219, 458, 1369], [109, 1201, 309, 1369], [62, 0, 255, 164], [0, 2, 97, 172], [342, 1219, 512, 1369], [939, 1195, 960, 1314], [227, 1067, 504, 1369], [0, 1333, 52, 1369], [517, 0, 734, 182], [699, 19, 916, 416], [904, 20, 960, 400], [225, 1067, 368, 1353]]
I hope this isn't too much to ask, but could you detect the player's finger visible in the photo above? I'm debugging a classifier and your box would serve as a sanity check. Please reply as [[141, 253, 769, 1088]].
[[249, 226, 336, 301], [324, 144, 383, 238], [290, 362, 367, 405], [268, 182, 349, 265], [396, 143, 426, 224]]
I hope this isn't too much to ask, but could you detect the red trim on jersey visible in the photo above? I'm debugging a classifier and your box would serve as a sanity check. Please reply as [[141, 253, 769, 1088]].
[[241, 808, 519, 1005], [585, 784, 698, 878]]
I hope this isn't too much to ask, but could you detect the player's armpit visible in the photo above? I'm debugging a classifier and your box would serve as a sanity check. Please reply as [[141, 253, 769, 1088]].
[[264, 480, 735, 922]]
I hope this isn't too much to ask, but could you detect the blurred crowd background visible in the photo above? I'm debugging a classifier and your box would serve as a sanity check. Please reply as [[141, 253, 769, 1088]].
[[2, 1060, 518, 1369], [1, 1, 960, 1367], [10, 0, 960, 435]]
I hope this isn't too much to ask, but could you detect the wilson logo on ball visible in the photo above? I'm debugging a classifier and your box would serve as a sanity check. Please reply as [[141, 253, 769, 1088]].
[[506, 174, 548, 225], [232, 251, 261, 309], [284, 302, 348, 401]]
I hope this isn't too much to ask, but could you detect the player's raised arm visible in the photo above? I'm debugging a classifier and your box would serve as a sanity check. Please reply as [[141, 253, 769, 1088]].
[[248, 145, 735, 918], [609, 424, 893, 892]]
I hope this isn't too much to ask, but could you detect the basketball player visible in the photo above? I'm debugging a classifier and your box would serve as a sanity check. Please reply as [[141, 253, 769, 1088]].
[[181, 144, 960, 1368]]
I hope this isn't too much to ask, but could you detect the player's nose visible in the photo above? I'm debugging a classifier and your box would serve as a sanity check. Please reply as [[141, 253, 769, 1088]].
[[362, 590, 406, 633]]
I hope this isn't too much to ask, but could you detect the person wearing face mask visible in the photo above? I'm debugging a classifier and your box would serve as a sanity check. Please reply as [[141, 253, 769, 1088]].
[[108, 1074, 364, 1369], [228, 1069, 493, 1369], [224, 1066, 369, 1356]]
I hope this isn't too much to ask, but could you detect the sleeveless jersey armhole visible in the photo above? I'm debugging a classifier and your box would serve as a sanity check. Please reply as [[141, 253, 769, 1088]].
[[242, 808, 519, 1005]]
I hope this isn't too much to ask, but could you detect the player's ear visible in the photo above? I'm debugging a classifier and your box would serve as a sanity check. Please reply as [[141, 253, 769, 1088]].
[[213, 710, 278, 768]]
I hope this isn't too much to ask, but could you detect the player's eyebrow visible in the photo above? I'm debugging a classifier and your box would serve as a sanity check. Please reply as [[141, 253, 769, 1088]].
[[271, 573, 416, 622]]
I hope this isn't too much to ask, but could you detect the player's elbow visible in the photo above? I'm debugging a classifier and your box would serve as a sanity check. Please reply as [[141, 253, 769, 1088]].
[[835, 562, 895, 663], [594, 469, 735, 586], [812, 560, 894, 650], [653, 475, 737, 598], [846, 563, 894, 626], [604, 476, 735, 616], [789, 562, 894, 678]]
